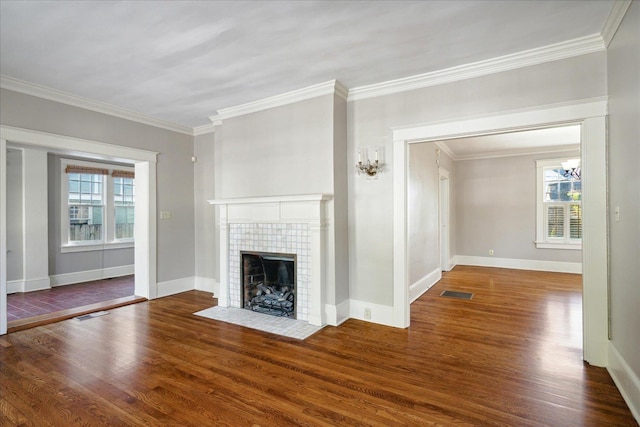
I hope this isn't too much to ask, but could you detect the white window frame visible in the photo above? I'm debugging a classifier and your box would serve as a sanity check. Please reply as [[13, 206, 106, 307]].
[[535, 158, 582, 250], [61, 158, 135, 253]]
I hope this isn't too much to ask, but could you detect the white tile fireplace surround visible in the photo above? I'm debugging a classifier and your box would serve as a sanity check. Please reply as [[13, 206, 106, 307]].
[[208, 194, 332, 327]]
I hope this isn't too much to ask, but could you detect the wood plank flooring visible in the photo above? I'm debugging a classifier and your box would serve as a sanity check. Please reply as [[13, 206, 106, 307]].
[[1, 266, 636, 426]]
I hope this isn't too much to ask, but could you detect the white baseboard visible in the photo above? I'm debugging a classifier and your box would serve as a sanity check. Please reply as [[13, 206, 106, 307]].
[[453, 255, 582, 274], [50, 265, 135, 287], [7, 280, 23, 294], [7, 277, 51, 293], [325, 299, 350, 327], [410, 268, 442, 303], [195, 276, 218, 295], [608, 342, 640, 423], [349, 299, 395, 327], [157, 276, 195, 298]]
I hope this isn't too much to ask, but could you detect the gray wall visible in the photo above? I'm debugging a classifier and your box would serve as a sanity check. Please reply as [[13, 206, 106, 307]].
[[0, 89, 195, 283], [6, 148, 23, 281], [607, 0, 640, 393], [214, 95, 334, 198], [408, 142, 455, 284], [455, 150, 582, 263], [194, 131, 217, 284], [348, 52, 607, 305], [47, 154, 134, 275]]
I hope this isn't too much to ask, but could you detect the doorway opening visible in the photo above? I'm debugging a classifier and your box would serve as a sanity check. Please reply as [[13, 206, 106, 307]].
[[0, 126, 158, 335], [393, 99, 608, 366]]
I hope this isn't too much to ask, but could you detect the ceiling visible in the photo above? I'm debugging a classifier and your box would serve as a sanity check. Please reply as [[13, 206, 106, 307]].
[[0, 1, 614, 130]]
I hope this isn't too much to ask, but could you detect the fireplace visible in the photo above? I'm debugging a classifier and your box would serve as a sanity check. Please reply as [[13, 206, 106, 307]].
[[209, 194, 332, 326], [242, 251, 296, 318]]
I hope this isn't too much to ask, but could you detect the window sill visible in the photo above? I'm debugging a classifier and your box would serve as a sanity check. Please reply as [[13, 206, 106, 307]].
[[61, 241, 134, 253], [535, 241, 582, 250]]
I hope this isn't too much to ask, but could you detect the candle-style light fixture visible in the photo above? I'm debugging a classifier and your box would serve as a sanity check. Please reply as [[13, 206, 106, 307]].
[[356, 147, 383, 177]]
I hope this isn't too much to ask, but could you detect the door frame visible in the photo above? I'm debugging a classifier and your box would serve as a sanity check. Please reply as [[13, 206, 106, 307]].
[[1, 126, 158, 335], [392, 98, 609, 366]]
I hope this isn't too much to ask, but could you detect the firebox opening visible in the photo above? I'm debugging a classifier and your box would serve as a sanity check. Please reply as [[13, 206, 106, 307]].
[[241, 251, 296, 318]]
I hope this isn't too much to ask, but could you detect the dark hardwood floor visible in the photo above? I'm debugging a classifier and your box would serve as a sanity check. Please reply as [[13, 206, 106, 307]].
[[1, 266, 636, 426]]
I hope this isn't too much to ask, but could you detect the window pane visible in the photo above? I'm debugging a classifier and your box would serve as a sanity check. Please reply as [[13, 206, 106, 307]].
[[69, 205, 103, 242], [547, 206, 565, 238], [570, 204, 582, 239], [115, 206, 134, 239]]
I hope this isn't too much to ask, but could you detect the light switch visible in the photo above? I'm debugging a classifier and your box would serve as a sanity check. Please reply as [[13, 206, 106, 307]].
[[615, 206, 620, 222], [160, 211, 172, 219]]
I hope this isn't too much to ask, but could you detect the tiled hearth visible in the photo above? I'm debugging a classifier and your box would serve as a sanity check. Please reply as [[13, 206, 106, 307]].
[[210, 194, 331, 326]]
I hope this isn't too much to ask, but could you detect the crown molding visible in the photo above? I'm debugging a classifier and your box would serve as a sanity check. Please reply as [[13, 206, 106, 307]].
[[192, 123, 216, 136], [348, 34, 606, 102], [601, 0, 633, 47], [209, 80, 347, 124], [0, 75, 195, 136]]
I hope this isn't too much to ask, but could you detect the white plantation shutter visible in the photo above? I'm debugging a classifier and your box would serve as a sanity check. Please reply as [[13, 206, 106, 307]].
[[569, 204, 582, 239], [546, 205, 565, 239]]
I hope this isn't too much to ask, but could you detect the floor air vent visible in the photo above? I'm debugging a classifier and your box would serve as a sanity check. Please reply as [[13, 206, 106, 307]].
[[440, 290, 473, 300], [75, 311, 110, 321]]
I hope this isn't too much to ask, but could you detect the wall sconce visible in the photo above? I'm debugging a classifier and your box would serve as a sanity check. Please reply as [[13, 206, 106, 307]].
[[356, 147, 383, 177]]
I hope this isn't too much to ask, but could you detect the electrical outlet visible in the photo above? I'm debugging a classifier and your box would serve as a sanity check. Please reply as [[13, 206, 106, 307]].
[[364, 308, 371, 320], [489, 249, 494, 256]]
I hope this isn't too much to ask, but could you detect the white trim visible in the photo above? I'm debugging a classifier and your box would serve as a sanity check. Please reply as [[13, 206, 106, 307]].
[[0, 126, 158, 163], [453, 255, 582, 274], [195, 276, 218, 294], [349, 299, 395, 327], [0, 138, 6, 335], [448, 144, 580, 161], [393, 99, 608, 366], [8, 277, 52, 293], [208, 194, 332, 206], [534, 242, 582, 250], [61, 241, 134, 253], [608, 342, 640, 423], [0, 76, 194, 136], [209, 80, 347, 123], [7, 278, 51, 293], [7, 280, 23, 294], [410, 268, 442, 303], [193, 123, 215, 136], [156, 276, 195, 298], [325, 299, 350, 327], [393, 97, 608, 143], [349, 35, 605, 102], [602, 1, 633, 47], [49, 265, 134, 287]]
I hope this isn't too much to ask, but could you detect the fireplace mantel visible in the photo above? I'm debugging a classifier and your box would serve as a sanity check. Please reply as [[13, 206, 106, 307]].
[[208, 194, 332, 326]]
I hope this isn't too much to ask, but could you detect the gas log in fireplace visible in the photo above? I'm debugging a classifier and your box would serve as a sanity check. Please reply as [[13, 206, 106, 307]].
[[241, 251, 296, 318]]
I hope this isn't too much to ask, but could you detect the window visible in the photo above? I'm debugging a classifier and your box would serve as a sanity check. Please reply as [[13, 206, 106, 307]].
[[62, 159, 135, 252], [536, 158, 582, 249]]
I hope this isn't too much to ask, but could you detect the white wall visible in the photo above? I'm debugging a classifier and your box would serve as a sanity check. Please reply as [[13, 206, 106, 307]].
[[0, 89, 195, 283], [454, 150, 582, 264], [606, 1, 640, 419], [348, 52, 607, 306]]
